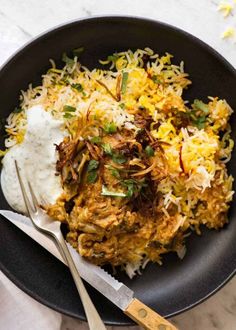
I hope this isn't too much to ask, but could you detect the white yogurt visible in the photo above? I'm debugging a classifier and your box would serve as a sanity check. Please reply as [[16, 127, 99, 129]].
[[1, 105, 65, 213]]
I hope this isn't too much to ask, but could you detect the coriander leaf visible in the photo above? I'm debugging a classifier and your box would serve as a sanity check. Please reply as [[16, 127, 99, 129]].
[[102, 143, 113, 155], [63, 113, 75, 119], [121, 179, 136, 197], [122, 178, 137, 185], [112, 153, 127, 164], [71, 83, 83, 92], [119, 103, 125, 109], [87, 171, 97, 183], [62, 52, 74, 65], [63, 105, 76, 112], [87, 159, 99, 183], [151, 75, 162, 84], [105, 165, 120, 178], [13, 107, 23, 113], [87, 159, 99, 172], [107, 54, 119, 62], [48, 68, 63, 74], [121, 72, 129, 94], [121, 178, 147, 197], [91, 136, 102, 144], [101, 185, 126, 197], [111, 168, 120, 178], [103, 122, 117, 134], [189, 113, 198, 121], [145, 145, 154, 157], [193, 99, 209, 114], [59, 78, 70, 86], [194, 116, 206, 129], [107, 166, 120, 178], [72, 47, 84, 58], [126, 184, 134, 197]]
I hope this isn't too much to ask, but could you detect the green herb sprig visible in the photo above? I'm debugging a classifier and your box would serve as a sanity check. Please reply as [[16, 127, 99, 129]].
[[101, 185, 126, 197], [121, 72, 129, 94], [87, 159, 99, 183], [63, 105, 76, 119], [103, 122, 117, 134], [189, 99, 210, 129]]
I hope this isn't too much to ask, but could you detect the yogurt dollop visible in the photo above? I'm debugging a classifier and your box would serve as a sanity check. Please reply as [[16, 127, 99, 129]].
[[1, 105, 65, 213]]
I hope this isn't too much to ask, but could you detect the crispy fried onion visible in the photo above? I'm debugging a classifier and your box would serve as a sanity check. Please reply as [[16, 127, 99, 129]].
[[96, 79, 120, 102], [56, 137, 89, 185], [131, 157, 158, 177]]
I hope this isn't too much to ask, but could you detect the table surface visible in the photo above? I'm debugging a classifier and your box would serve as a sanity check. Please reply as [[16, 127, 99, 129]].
[[0, 1, 235, 329]]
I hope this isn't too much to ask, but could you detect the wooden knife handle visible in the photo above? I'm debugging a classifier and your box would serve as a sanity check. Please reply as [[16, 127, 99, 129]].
[[124, 298, 178, 330]]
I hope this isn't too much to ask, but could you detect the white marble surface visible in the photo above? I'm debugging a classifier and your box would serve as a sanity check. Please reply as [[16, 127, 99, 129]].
[[0, 0, 236, 329]]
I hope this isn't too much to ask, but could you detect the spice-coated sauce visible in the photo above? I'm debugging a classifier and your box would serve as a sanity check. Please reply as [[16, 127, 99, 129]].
[[1, 105, 65, 213]]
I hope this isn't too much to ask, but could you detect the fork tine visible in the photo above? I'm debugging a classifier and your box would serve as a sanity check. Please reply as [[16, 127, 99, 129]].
[[39, 194, 48, 208], [14, 160, 35, 216], [27, 181, 39, 212]]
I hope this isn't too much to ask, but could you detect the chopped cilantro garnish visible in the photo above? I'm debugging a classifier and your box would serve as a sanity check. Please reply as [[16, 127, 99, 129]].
[[101, 185, 126, 197], [104, 122, 117, 134], [126, 183, 135, 198], [145, 145, 154, 157], [62, 47, 83, 66], [63, 113, 74, 119], [121, 72, 129, 94], [121, 179, 136, 197], [87, 171, 97, 183], [13, 107, 23, 113], [121, 179, 147, 198], [111, 168, 120, 178], [193, 99, 209, 114], [112, 153, 127, 164], [106, 166, 120, 178], [60, 77, 70, 85], [87, 159, 99, 183], [119, 103, 125, 109], [107, 54, 119, 62], [71, 83, 83, 92], [102, 143, 113, 156], [62, 52, 74, 65], [151, 75, 162, 84], [63, 105, 76, 112], [48, 68, 63, 74], [194, 116, 206, 129], [187, 99, 209, 129], [91, 136, 102, 144], [189, 99, 209, 129], [87, 159, 99, 172], [72, 47, 84, 58]]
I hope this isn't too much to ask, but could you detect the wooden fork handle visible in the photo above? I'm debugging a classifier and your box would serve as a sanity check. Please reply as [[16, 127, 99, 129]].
[[124, 298, 178, 330]]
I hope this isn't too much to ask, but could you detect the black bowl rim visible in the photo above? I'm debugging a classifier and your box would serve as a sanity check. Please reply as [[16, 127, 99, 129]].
[[0, 15, 235, 325]]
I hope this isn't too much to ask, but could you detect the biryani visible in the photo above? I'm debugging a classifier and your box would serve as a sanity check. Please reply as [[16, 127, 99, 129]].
[[2, 48, 234, 278]]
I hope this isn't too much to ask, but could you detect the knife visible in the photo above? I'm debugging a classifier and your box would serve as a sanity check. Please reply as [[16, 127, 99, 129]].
[[0, 210, 178, 330]]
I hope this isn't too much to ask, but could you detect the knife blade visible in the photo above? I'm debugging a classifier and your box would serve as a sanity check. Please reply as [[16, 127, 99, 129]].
[[0, 209, 178, 330], [0, 210, 133, 310]]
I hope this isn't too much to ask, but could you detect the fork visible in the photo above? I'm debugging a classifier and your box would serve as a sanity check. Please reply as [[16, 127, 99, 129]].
[[15, 161, 107, 330]]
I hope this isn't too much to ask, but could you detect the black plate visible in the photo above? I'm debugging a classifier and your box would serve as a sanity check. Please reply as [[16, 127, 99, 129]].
[[0, 17, 236, 326]]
